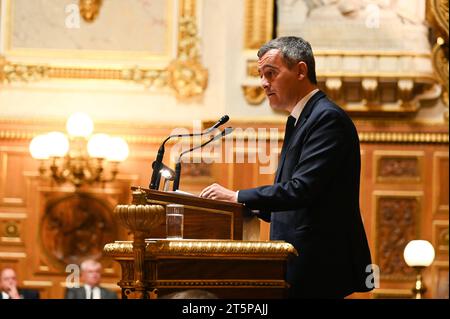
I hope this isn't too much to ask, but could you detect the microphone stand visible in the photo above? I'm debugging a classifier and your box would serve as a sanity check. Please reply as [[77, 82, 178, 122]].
[[149, 115, 229, 190], [173, 127, 234, 191]]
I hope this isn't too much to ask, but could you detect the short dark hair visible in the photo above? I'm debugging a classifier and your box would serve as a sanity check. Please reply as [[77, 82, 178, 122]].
[[257, 36, 317, 84]]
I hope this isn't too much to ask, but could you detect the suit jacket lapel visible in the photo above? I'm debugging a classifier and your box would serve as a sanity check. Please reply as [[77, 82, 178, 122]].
[[274, 90, 326, 182]]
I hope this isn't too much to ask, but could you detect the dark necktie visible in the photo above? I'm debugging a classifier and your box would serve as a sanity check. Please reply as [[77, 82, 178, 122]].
[[281, 115, 296, 151]]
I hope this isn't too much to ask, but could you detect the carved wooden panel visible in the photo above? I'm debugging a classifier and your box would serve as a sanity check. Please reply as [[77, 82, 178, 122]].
[[433, 220, 449, 260], [433, 152, 449, 216], [375, 192, 422, 280], [432, 262, 449, 299], [374, 151, 423, 183], [0, 212, 26, 246], [0, 147, 30, 207]]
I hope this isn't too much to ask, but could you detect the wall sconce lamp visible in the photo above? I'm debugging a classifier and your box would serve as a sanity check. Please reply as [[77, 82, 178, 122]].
[[403, 240, 435, 299], [29, 112, 129, 188]]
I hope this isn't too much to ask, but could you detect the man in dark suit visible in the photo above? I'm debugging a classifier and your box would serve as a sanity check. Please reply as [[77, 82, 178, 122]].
[[200, 36, 373, 298], [0, 267, 40, 299], [65, 259, 117, 299]]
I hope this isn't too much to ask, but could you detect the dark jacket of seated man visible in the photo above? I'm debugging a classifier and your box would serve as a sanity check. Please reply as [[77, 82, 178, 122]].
[[65, 286, 117, 299], [1, 288, 40, 299], [0, 267, 40, 299]]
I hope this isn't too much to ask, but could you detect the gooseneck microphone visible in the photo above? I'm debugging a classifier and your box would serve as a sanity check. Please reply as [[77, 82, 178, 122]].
[[172, 127, 234, 191], [149, 115, 229, 190]]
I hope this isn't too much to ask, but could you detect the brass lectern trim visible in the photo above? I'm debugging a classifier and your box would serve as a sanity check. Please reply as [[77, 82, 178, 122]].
[[104, 240, 298, 258], [157, 279, 287, 288]]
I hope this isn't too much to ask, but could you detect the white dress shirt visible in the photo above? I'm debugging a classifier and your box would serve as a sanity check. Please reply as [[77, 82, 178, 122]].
[[84, 285, 101, 299], [289, 88, 319, 126]]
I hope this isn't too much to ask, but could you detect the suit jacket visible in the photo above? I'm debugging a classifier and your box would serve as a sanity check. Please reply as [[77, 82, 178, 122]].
[[238, 90, 373, 298], [0, 288, 40, 299], [65, 286, 118, 299]]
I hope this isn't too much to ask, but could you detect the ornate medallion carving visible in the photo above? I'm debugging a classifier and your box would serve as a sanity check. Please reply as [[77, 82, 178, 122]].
[[40, 193, 116, 266]]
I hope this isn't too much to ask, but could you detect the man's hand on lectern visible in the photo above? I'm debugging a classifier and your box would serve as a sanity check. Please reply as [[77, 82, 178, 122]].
[[200, 183, 238, 202]]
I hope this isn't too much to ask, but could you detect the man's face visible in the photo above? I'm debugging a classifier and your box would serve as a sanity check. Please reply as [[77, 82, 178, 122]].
[[0, 269, 17, 291], [82, 264, 101, 287], [257, 49, 302, 112]]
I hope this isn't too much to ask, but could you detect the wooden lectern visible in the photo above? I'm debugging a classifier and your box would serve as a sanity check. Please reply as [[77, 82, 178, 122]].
[[104, 187, 297, 299], [129, 186, 260, 240]]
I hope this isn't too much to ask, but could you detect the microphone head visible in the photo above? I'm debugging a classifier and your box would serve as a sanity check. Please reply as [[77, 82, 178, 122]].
[[213, 115, 229, 128], [220, 115, 230, 125]]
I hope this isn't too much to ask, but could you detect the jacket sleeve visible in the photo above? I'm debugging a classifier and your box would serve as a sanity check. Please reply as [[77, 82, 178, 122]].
[[238, 109, 349, 211], [64, 288, 75, 299]]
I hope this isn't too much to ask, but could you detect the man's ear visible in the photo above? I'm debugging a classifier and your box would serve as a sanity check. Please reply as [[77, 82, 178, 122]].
[[297, 61, 308, 80]]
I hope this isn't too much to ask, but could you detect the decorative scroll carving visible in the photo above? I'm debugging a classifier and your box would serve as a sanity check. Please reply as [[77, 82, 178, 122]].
[[40, 193, 116, 266], [2, 62, 48, 83], [0, 0, 208, 100], [241, 85, 266, 105], [167, 7, 208, 100], [428, 0, 449, 120], [246, 60, 259, 77], [376, 195, 420, 280], [79, 0, 103, 22], [377, 157, 420, 179]]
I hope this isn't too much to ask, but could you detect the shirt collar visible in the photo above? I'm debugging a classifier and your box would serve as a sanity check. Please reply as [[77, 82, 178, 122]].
[[290, 88, 319, 126]]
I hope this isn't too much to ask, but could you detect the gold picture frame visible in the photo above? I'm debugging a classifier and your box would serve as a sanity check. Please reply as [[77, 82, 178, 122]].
[[0, 0, 208, 100]]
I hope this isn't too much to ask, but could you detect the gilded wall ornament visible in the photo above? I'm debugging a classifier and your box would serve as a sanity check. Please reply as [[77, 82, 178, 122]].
[[79, 0, 103, 23]]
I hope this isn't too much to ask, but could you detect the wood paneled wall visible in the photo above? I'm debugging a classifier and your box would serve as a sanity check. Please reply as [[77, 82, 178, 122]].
[[0, 118, 448, 298]]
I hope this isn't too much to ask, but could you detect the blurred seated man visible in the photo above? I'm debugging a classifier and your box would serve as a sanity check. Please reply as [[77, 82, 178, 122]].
[[0, 267, 40, 299], [65, 259, 117, 299]]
